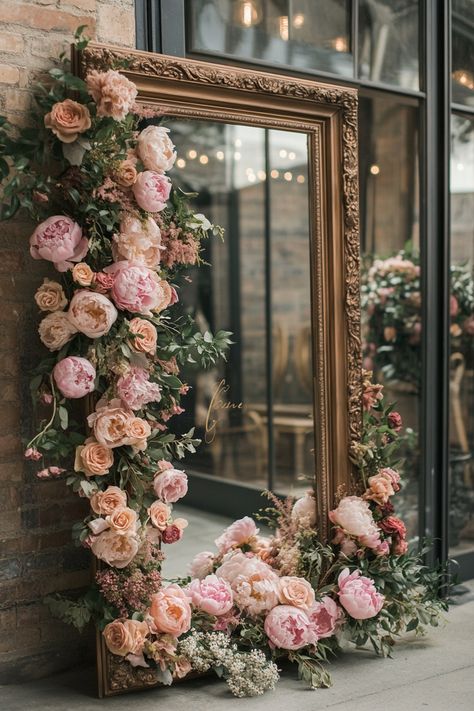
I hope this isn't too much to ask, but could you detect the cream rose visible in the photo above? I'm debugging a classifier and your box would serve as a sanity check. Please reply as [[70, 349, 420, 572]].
[[129, 317, 157, 354], [34, 278, 67, 312], [103, 619, 149, 657], [90, 485, 127, 515], [74, 438, 114, 477], [72, 262, 94, 286], [38, 311, 78, 351], [68, 290, 118, 338], [91, 529, 139, 568], [106, 506, 138, 535], [114, 159, 138, 187], [148, 500, 171, 530], [278, 576, 316, 610]]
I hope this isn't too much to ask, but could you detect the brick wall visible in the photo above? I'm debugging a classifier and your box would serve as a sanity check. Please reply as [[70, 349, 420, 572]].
[[0, 0, 135, 684]]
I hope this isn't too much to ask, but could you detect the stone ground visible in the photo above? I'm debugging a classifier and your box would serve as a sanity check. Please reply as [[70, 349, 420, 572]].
[[2, 505, 474, 711]]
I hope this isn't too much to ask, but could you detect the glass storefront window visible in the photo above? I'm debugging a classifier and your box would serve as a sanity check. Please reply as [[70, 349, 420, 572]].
[[188, 0, 353, 76], [452, 0, 474, 106], [158, 118, 313, 497], [358, 0, 420, 90], [359, 93, 421, 539], [449, 114, 474, 557]]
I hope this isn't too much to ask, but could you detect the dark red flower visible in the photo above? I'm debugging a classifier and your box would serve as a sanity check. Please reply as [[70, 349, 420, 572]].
[[388, 411, 403, 432], [161, 524, 182, 544], [378, 515, 407, 539]]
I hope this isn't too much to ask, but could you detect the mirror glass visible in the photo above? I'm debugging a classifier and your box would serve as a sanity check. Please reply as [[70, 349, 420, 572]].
[[149, 118, 314, 574]]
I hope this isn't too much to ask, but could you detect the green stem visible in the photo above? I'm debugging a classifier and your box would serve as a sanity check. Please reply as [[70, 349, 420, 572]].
[[26, 375, 58, 449]]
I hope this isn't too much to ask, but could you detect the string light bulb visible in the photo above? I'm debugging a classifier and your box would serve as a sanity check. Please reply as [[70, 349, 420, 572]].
[[234, 0, 262, 28], [279, 15, 289, 41]]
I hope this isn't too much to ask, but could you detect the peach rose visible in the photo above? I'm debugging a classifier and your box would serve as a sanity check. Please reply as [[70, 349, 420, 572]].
[[278, 576, 316, 610], [106, 506, 138, 535], [90, 485, 127, 515], [44, 99, 91, 143], [155, 279, 172, 313], [114, 159, 138, 187], [91, 529, 139, 568], [72, 262, 94, 286], [74, 438, 114, 477], [112, 215, 162, 268], [103, 619, 149, 657], [127, 417, 151, 451], [148, 500, 171, 530], [87, 399, 133, 448], [38, 311, 78, 351], [149, 584, 192, 637], [129, 317, 157, 354], [68, 290, 118, 338], [34, 279, 67, 312], [364, 472, 395, 505]]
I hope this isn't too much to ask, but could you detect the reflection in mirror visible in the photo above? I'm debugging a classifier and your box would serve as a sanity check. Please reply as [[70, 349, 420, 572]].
[[148, 119, 313, 560]]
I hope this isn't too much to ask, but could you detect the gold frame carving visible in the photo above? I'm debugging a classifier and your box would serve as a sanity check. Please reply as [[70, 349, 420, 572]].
[[74, 43, 362, 697]]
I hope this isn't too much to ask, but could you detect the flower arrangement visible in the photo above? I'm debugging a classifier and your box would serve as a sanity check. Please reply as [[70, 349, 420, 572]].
[[1, 32, 446, 699], [361, 243, 474, 390]]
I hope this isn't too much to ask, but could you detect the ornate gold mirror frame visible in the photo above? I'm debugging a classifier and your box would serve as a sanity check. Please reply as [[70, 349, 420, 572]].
[[73, 43, 362, 697]]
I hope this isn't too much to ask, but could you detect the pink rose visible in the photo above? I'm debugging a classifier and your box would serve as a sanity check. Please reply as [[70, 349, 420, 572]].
[[153, 467, 188, 503], [30, 216, 88, 272], [53, 356, 96, 399], [308, 596, 342, 639], [86, 69, 137, 121], [393, 538, 408, 556], [188, 575, 233, 616], [379, 467, 401, 492], [24, 447, 42, 461], [68, 290, 118, 338], [264, 605, 316, 650], [117, 366, 161, 411], [149, 584, 192, 637], [378, 515, 407, 539], [329, 496, 381, 549], [136, 126, 176, 173], [278, 576, 315, 610], [216, 550, 279, 616], [189, 551, 215, 580], [375, 541, 390, 556], [112, 215, 163, 268], [93, 272, 115, 293], [387, 411, 403, 432], [91, 529, 139, 568], [215, 516, 259, 554], [291, 492, 316, 528], [337, 568, 384, 620], [107, 261, 164, 314], [133, 171, 171, 212]]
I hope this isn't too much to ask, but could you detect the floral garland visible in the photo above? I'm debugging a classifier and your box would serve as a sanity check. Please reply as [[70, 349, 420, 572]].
[[361, 243, 474, 390], [1, 33, 446, 699]]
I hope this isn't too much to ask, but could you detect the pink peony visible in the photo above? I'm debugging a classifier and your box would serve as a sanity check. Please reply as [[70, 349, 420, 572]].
[[188, 575, 233, 616], [117, 367, 161, 411], [133, 171, 171, 212], [264, 605, 316, 650], [291, 492, 316, 528], [307, 596, 342, 639], [329, 496, 381, 549], [189, 551, 215, 580], [86, 69, 137, 120], [136, 126, 176, 173], [153, 467, 188, 503], [53, 356, 96, 399], [106, 260, 165, 314], [216, 550, 279, 616], [149, 584, 192, 637], [214, 516, 259, 554], [112, 215, 163, 268], [68, 290, 118, 338], [30, 216, 88, 272], [337, 568, 384, 620]]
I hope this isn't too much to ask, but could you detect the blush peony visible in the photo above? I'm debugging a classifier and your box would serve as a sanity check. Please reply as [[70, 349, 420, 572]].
[[107, 261, 163, 314], [68, 290, 118, 338], [38, 311, 77, 351], [337, 568, 384, 620], [30, 216, 88, 272], [112, 215, 163, 268], [86, 69, 137, 120], [216, 550, 279, 616], [291, 492, 317, 528], [149, 584, 192, 637], [329, 496, 381, 550], [116, 366, 161, 411], [189, 551, 215, 580], [153, 467, 188, 503], [278, 576, 315, 610], [52, 356, 96, 399], [74, 438, 114, 477], [214, 516, 259, 554], [307, 596, 342, 639], [136, 126, 176, 173], [264, 605, 316, 650], [132, 171, 171, 212], [187, 575, 233, 616]]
